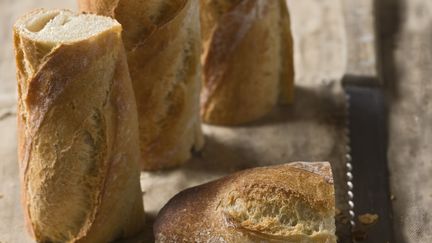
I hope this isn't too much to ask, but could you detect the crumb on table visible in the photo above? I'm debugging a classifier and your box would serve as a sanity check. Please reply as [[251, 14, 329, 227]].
[[358, 213, 379, 225]]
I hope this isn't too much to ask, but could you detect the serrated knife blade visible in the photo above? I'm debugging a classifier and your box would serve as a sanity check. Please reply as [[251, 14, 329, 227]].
[[343, 81, 394, 242], [342, 0, 395, 242]]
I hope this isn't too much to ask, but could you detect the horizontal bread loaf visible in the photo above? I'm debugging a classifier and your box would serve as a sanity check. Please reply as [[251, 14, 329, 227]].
[[79, 0, 204, 170], [154, 162, 336, 242], [200, 0, 295, 125], [14, 9, 144, 242]]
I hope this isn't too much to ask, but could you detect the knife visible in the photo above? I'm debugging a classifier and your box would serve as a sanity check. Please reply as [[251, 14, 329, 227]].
[[341, 0, 394, 242]]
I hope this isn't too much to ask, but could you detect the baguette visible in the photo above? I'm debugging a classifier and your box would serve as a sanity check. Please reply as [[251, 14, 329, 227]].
[[79, 0, 204, 170], [14, 9, 144, 242], [200, 0, 295, 125], [154, 162, 336, 242]]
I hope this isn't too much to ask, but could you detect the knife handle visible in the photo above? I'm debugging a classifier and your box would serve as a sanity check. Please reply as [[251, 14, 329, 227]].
[[343, 0, 380, 84]]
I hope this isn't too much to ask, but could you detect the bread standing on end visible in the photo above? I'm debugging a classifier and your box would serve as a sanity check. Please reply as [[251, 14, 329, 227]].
[[200, 0, 295, 125], [14, 9, 144, 242], [154, 162, 336, 242], [79, 0, 204, 170]]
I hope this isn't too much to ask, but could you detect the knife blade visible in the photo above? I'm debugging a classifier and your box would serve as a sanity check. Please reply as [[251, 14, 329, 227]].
[[342, 0, 394, 242], [344, 83, 394, 242]]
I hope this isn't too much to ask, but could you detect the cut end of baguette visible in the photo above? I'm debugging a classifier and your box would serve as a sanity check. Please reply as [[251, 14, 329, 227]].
[[220, 162, 336, 239], [15, 9, 120, 46]]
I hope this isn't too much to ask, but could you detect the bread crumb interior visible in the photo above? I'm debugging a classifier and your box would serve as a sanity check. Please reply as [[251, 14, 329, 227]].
[[19, 10, 117, 45]]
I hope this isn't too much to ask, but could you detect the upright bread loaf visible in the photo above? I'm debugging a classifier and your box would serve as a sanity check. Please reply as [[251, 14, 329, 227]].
[[79, 0, 204, 170], [200, 0, 295, 125], [14, 9, 144, 242], [154, 162, 336, 242]]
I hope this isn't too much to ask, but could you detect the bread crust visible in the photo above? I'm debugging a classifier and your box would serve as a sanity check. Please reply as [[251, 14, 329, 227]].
[[154, 162, 336, 242], [79, 0, 204, 170], [14, 9, 144, 242], [200, 0, 295, 125]]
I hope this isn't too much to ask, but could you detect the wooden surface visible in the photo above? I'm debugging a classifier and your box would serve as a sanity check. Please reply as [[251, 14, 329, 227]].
[[0, 0, 431, 243]]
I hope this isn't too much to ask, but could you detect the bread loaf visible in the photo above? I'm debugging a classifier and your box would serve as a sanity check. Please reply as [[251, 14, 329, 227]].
[[200, 0, 295, 125], [79, 0, 204, 170], [14, 9, 144, 242], [154, 162, 336, 242]]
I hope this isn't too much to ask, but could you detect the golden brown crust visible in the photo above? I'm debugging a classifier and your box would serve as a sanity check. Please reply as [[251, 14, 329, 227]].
[[200, 0, 295, 125], [14, 9, 144, 242], [154, 162, 336, 242], [79, 0, 204, 171]]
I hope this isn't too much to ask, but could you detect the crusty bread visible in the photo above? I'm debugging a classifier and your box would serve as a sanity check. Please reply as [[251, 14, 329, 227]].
[[200, 0, 295, 125], [154, 162, 336, 242], [79, 0, 204, 170], [14, 9, 144, 242]]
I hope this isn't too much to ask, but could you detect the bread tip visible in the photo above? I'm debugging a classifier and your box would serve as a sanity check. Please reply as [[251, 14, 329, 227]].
[[288, 161, 334, 184]]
